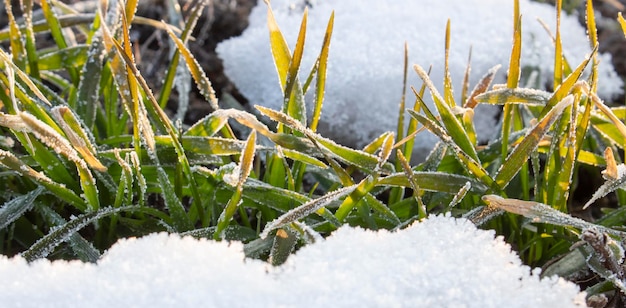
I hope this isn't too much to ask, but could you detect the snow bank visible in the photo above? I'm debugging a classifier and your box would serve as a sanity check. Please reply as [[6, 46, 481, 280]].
[[0, 216, 586, 307], [217, 0, 623, 159]]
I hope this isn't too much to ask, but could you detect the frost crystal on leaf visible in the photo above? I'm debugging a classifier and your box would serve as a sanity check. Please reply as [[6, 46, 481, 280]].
[[220, 162, 240, 187], [584, 164, 626, 210]]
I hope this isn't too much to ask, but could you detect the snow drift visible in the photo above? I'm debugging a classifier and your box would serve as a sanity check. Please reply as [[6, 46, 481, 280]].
[[0, 216, 586, 307]]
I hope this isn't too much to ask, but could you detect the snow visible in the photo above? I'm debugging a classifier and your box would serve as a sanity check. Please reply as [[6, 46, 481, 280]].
[[217, 0, 623, 160], [0, 215, 586, 307]]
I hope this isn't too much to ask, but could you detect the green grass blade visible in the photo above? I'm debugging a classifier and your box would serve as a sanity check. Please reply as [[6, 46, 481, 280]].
[[540, 48, 594, 118], [448, 181, 471, 209], [551, 96, 579, 211], [282, 148, 327, 168], [21, 205, 139, 262], [461, 48, 472, 105], [77, 164, 100, 211], [586, 0, 599, 92], [334, 175, 377, 222], [215, 131, 256, 239], [164, 20, 218, 111], [311, 11, 334, 132], [414, 64, 478, 161], [74, 14, 105, 127], [475, 88, 551, 106], [443, 19, 455, 107], [0, 50, 51, 107], [502, 2, 522, 165], [268, 228, 297, 266], [0, 186, 43, 229], [40, 0, 78, 82], [37, 45, 88, 71], [553, 0, 563, 88], [157, 135, 245, 156], [3, 0, 25, 65], [495, 95, 573, 188], [391, 43, 410, 209], [107, 24, 205, 223], [482, 195, 626, 237], [407, 110, 497, 191], [379, 171, 489, 194], [51, 106, 106, 172], [261, 184, 358, 238], [184, 110, 234, 137], [265, 0, 291, 90], [158, 0, 207, 109], [395, 151, 426, 218], [508, 0, 522, 89], [22, 0, 40, 80], [8, 112, 100, 210], [364, 193, 401, 225], [156, 160, 193, 231], [256, 106, 385, 172], [35, 204, 101, 262], [282, 8, 308, 126]]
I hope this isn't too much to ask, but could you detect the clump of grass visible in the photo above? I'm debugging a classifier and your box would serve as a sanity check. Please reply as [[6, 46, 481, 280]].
[[0, 0, 625, 304]]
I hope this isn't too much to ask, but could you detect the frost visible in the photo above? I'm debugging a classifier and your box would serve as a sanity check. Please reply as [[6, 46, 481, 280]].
[[217, 0, 623, 160], [219, 162, 240, 187], [260, 184, 358, 238], [0, 216, 586, 306], [173, 54, 191, 122], [483, 195, 626, 238], [585, 164, 626, 209]]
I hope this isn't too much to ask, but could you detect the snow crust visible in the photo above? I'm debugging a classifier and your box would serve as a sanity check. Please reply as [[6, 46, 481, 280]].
[[217, 0, 623, 159], [0, 216, 586, 307]]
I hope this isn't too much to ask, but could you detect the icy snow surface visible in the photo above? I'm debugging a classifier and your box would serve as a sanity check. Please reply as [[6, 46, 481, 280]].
[[0, 216, 586, 307], [217, 0, 623, 159]]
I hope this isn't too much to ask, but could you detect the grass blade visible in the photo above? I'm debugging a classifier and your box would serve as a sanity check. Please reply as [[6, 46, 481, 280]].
[[407, 109, 497, 191], [158, 0, 207, 109], [414, 64, 478, 161], [0, 187, 44, 229], [106, 20, 205, 223], [215, 131, 256, 239], [482, 195, 626, 237], [282, 8, 308, 125], [475, 88, 551, 106], [164, 21, 218, 111], [619, 12, 626, 36], [35, 203, 101, 263], [256, 105, 385, 172], [261, 184, 358, 238], [311, 11, 334, 131], [495, 95, 573, 188], [21, 205, 139, 262], [265, 0, 290, 90], [51, 106, 106, 172], [586, 0, 599, 93], [379, 171, 489, 194], [553, 0, 563, 88], [464, 64, 500, 108], [155, 161, 192, 231], [268, 228, 297, 266], [443, 19, 455, 106], [540, 48, 594, 118]]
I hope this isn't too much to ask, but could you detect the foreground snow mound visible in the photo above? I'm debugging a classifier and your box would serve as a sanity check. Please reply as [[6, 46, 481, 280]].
[[0, 216, 586, 307], [217, 0, 623, 159]]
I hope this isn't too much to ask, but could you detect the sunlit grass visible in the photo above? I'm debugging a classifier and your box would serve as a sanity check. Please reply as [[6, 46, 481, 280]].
[[0, 0, 625, 304]]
